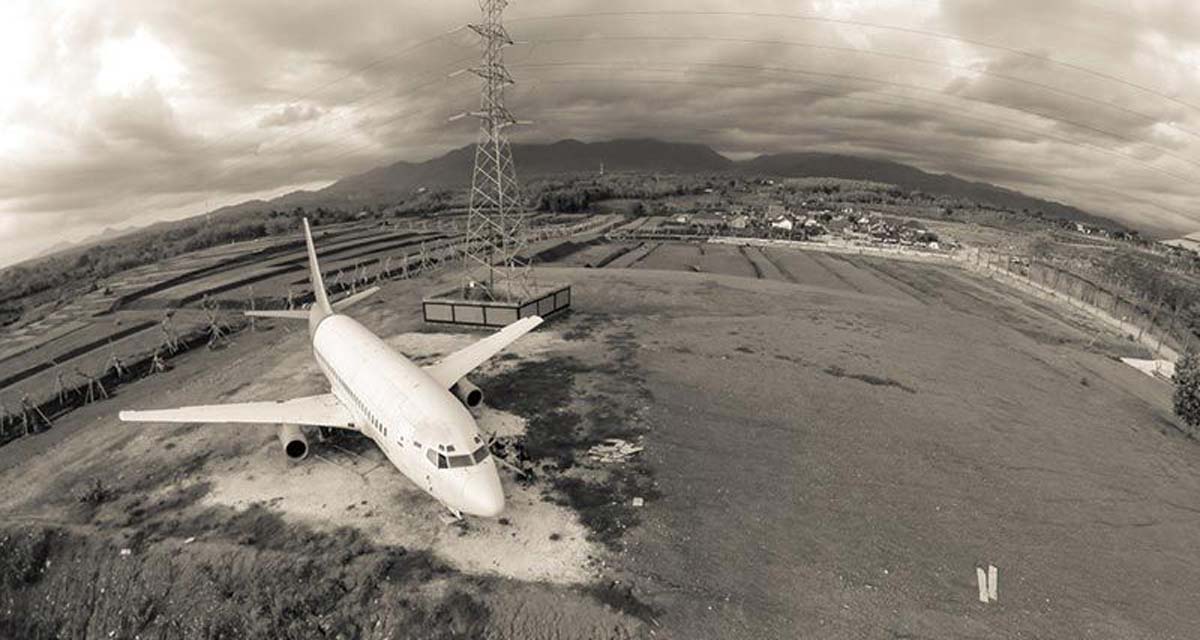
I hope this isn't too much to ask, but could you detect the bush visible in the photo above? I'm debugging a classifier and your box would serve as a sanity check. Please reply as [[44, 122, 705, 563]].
[[1173, 349, 1200, 429]]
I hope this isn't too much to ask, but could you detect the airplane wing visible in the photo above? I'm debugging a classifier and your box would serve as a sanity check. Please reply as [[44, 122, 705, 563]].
[[119, 393, 356, 429], [424, 316, 543, 388]]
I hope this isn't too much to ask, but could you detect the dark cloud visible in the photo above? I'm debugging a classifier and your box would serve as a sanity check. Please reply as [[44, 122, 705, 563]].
[[3, 0, 1200, 265]]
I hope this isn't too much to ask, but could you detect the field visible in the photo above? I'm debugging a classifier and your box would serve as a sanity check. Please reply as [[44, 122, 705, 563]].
[[2, 229, 1198, 639], [0, 214, 609, 429]]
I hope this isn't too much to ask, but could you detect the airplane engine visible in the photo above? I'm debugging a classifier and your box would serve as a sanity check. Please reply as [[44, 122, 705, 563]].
[[277, 423, 309, 460], [451, 378, 484, 409]]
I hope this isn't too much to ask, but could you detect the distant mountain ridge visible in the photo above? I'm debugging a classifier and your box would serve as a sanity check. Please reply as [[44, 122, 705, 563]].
[[213, 138, 1123, 231], [324, 139, 732, 199], [31, 224, 141, 260]]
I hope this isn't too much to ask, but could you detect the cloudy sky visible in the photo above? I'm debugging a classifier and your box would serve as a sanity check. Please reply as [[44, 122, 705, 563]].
[[2, 0, 1199, 266]]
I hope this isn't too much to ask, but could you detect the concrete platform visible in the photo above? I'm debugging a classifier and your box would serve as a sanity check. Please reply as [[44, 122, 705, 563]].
[[422, 282, 571, 327]]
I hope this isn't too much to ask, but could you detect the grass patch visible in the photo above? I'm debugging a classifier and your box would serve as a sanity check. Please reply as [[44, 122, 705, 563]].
[[550, 467, 660, 551], [479, 356, 590, 467], [0, 499, 480, 636], [409, 589, 492, 640], [0, 512, 477, 640], [582, 395, 644, 445], [562, 312, 611, 342], [0, 527, 55, 590], [114, 481, 213, 529], [581, 581, 659, 623]]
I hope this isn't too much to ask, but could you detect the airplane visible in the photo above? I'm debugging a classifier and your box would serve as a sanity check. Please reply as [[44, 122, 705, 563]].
[[119, 219, 543, 518]]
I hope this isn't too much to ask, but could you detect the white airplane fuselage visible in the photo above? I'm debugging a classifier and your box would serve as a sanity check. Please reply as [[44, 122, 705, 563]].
[[310, 313, 504, 517]]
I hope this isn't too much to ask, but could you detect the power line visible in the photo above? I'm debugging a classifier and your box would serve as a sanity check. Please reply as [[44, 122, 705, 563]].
[[508, 9, 1200, 114], [524, 34, 1200, 142], [513, 60, 1200, 176]]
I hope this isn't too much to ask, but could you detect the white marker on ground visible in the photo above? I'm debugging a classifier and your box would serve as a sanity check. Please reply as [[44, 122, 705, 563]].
[[977, 565, 998, 603]]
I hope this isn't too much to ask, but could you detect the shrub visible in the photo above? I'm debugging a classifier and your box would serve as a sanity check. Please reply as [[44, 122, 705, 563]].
[[1173, 349, 1200, 429]]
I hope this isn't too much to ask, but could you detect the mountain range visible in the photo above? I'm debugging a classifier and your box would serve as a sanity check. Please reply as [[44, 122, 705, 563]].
[[211, 138, 1123, 231]]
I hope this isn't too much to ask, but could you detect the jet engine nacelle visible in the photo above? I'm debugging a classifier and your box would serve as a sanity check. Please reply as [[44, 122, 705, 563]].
[[450, 377, 484, 409], [277, 423, 309, 460]]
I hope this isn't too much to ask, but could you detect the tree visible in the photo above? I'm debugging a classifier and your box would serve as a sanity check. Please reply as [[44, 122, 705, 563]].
[[1173, 349, 1200, 429]]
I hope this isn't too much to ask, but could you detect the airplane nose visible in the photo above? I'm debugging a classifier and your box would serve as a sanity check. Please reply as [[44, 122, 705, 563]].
[[459, 470, 505, 517]]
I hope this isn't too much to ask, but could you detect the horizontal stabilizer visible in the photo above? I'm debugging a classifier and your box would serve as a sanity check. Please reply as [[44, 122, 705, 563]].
[[333, 286, 380, 311], [245, 310, 310, 320], [424, 316, 544, 388], [119, 393, 355, 429]]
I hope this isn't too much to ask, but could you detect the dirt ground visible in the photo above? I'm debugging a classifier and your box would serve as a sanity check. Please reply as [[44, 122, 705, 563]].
[[543, 254, 1197, 639], [2, 240, 1198, 639], [0, 272, 648, 640]]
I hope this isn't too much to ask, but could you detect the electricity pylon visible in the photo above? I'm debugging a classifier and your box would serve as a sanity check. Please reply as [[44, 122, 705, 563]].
[[454, 0, 531, 302]]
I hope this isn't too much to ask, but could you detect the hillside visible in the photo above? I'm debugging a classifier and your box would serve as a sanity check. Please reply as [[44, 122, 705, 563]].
[[14, 138, 1130, 274], [739, 152, 1120, 230], [307, 138, 1121, 230], [1162, 232, 1200, 252]]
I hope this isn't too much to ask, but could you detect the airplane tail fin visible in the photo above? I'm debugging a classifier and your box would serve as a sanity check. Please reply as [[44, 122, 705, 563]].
[[303, 218, 333, 317]]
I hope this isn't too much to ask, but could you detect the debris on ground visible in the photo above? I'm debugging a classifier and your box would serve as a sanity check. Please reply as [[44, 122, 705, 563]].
[[586, 438, 644, 463]]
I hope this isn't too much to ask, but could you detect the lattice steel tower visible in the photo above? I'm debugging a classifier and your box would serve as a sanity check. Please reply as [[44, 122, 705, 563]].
[[460, 0, 528, 301]]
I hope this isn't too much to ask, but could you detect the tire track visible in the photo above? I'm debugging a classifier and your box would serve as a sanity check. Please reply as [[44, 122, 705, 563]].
[[738, 246, 765, 279], [807, 253, 864, 293], [627, 242, 663, 268], [759, 248, 799, 283]]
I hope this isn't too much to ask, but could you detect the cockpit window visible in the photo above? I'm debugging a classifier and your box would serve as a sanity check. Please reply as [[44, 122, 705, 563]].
[[426, 444, 489, 468]]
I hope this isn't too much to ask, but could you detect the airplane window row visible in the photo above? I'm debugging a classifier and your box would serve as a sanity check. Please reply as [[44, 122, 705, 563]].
[[318, 353, 393, 441]]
